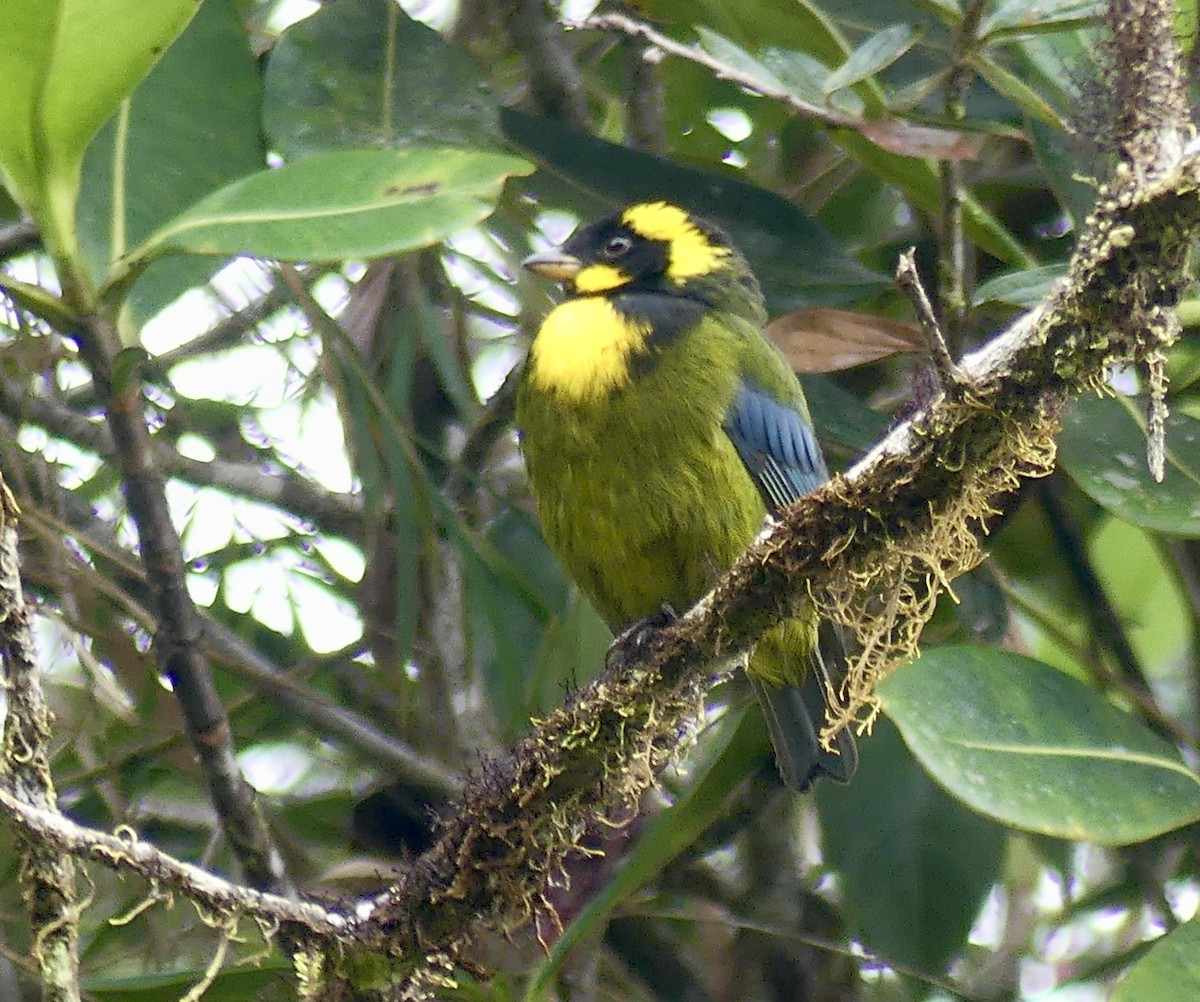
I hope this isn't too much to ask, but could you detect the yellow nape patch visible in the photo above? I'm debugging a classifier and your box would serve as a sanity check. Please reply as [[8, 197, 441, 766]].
[[530, 298, 648, 402], [573, 263, 629, 293], [622, 201, 731, 281]]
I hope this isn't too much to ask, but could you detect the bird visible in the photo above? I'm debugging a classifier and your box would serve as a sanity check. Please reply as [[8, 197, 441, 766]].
[[515, 200, 857, 791]]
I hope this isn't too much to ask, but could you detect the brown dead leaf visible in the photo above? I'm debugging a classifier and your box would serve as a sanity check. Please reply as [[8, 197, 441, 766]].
[[855, 118, 987, 161], [766, 308, 925, 374]]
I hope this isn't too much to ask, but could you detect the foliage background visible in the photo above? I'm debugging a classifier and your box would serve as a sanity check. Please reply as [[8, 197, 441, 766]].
[[1, 0, 1200, 999]]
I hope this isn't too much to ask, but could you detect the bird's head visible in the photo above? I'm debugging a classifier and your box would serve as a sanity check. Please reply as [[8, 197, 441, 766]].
[[524, 202, 759, 312]]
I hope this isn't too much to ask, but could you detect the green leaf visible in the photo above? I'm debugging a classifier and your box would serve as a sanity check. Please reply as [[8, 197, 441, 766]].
[[0, 0, 198, 267], [1027, 117, 1100, 230], [880, 647, 1200, 844], [773, 0, 889, 109], [823, 25, 923, 94], [638, 0, 855, 68], [980, 0, 1104, 39], [973, 263, 1067, 306], [1112, 919, 1200, 1002], [818, 716, 1005, 973], [121, 147, 532, 273], [695, 26, 811, 98], [1087, 515, 1192, 674], [800, 375, 891, 457], [0, 276, 81, 330], [76, 0, 265, 324], [85, 962, 289, 1001], [326, 322, 426, 667], [760, 46, 849, 106], [263, 0, 500, 159], [968, 52, 1065, 127], [1059, 394, 1200, 536], [464, 510, 571, 740], [528, 591, 612, 719], [525, 707, 765, 1001], [824, 127, 1035, 267], [501, 109, 886, 312]]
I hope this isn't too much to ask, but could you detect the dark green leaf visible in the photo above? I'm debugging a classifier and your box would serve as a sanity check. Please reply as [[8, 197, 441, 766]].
[[85, 963, 289, 1001], [880, 646, 1200, 844], [819, 716, 1005, 973], [528, 591, 612, 719], [981, 0, 1104, 39], [969, 53, 1065, 127], [1111, 919, 1200, 1002], [800, 374, 891, 456], [1027, 118, 1100, 231], [1059, 394, 1200, 536], [263, 0, 500, 159], [464, 510, 570, 739]]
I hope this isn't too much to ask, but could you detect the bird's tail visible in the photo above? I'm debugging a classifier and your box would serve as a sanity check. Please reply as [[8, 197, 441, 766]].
[[751, 636, 857, 791]]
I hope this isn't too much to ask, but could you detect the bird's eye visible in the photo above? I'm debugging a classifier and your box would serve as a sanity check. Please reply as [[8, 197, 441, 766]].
[[603, 235, 633, 259]]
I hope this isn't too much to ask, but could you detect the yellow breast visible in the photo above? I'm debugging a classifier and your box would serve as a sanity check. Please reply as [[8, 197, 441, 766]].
[[528, 297, 649, 403]]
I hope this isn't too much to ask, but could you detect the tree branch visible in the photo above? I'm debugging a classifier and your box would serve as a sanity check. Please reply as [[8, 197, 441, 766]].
[[68, 309, 291, 894], [575, 12, 983, 161], [0, 480, 81, 1001], [0, 219, 39, 260], [500, 0, 591, 128], [0, 782, 347, 939], [1106, 0, 1189, 480]]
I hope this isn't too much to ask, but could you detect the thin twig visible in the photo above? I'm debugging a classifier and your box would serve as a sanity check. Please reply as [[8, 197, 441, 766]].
[[624, 40, 667, 154], [895, 248, 962, 388], [202, 621, 461, 797], [573, 12, 980, 160], [937, 0, 988, 352], [574, 12, 858, 131], [0, 219, 39, 260]]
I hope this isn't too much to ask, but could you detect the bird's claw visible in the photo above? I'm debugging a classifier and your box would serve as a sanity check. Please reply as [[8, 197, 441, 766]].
[[606, 604, 678, 669]]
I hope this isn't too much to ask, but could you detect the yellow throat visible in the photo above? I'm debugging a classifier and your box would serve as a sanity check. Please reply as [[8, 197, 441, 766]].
[[529, 297, 649, 403]]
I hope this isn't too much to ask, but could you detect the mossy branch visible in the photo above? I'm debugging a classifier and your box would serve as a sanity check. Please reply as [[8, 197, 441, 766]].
[[0, 479, 81, 1001]]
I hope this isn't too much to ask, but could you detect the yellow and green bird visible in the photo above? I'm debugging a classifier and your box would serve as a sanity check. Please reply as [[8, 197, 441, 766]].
[[516, 201, 857, 791]]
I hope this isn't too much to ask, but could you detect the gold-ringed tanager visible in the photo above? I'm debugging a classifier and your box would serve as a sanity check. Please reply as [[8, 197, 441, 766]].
[[516, 201, 857, 790]]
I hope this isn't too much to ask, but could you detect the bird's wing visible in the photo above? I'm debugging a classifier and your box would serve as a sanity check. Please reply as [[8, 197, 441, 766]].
[[722, 381, 828, 513], [724, 381, 857, 787]]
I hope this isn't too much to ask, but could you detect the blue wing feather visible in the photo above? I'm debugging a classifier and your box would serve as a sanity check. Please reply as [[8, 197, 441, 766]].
[[724, 382, 827, 512]]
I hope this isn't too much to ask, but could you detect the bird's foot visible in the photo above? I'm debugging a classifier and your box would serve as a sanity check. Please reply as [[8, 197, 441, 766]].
[[606, 605, 678, 669]]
